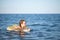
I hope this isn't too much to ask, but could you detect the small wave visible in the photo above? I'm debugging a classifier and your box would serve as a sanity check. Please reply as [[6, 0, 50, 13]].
[[46, 37, 55, 39], [27, 22, 54, 26], [50, 24, 57, 27], [37, 32, 45, 37], [29, 24, 41, 26], [46, 29, 56, 32]]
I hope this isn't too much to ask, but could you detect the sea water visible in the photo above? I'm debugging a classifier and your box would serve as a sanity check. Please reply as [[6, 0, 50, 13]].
[[0, 14, 60, 40]]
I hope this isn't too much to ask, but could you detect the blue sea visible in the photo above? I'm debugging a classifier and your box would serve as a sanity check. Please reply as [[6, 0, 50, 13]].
[[0, 14, 60, 40]]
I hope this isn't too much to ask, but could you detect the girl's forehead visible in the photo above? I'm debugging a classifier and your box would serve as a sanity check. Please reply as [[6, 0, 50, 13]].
[[23, 21, 25, 22]]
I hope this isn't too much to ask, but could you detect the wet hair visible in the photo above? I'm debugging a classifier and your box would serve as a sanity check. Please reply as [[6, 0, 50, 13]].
[[19, 20, 25, 28]]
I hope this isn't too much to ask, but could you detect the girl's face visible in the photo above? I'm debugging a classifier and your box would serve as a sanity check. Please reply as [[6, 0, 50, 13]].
[[21, 21, 26, 27]]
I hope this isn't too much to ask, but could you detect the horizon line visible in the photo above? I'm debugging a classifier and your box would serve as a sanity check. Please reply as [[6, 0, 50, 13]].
[[0, 12, 60, 14]]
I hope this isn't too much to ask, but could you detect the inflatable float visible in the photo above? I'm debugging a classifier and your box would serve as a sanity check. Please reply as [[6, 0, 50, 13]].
[[7, 24, 30, 32]]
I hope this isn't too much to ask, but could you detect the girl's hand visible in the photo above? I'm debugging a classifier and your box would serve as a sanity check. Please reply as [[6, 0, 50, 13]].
[[23, 28, 30, 32]]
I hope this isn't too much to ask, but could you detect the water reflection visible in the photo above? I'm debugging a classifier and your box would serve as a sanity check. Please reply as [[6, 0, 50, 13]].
[[18, 31, 27, 40], [19, 31, 25, 38]]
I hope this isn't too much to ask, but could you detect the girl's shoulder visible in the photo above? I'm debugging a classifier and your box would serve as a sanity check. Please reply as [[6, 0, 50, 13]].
[[17, 26, 20, 28]]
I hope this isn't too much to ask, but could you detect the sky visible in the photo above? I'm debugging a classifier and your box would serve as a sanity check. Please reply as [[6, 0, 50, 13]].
[[0, 0, 60, 13]]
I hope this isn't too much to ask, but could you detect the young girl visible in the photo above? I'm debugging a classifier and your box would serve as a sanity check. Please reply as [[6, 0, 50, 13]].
[[7, 20, 30, 32], [19, 20, 30, 32]]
